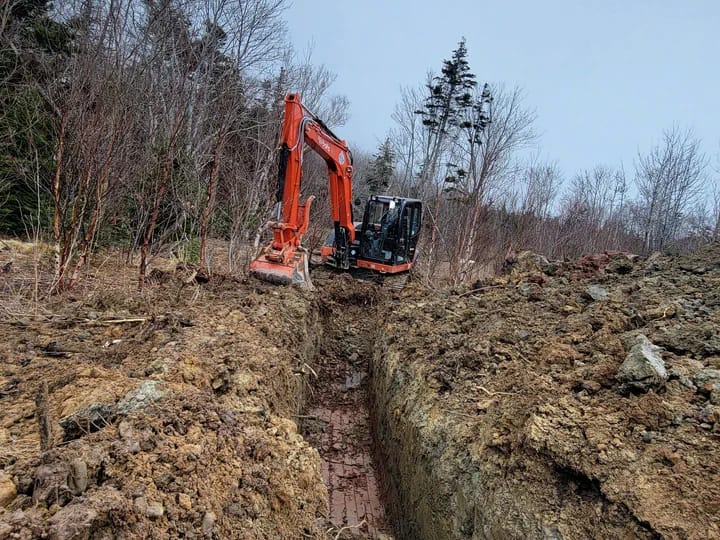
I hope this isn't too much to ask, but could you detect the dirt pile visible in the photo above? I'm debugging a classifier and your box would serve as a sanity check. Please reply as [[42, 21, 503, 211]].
[[0, 261, 327, 538], [373, 244, 720, 539]]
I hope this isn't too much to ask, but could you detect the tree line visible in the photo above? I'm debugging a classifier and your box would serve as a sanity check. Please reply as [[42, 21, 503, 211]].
[[1, 4, 718, 290], [0, 0, 352, 290], [365, 39, 720, 284]]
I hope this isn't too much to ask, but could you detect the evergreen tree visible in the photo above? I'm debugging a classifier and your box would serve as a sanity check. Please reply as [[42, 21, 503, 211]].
[[414, 38, 478, 190], [416, 38, 476, 137], [0, 0, 73, 234], [365, 138, 395, 195]]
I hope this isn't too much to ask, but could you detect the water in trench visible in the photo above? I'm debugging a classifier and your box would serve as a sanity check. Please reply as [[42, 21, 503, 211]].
[[300, 286, 393, 538]]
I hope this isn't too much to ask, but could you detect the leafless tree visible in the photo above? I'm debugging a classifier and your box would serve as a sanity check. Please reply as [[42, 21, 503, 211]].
[[635, 126, 708, 252]]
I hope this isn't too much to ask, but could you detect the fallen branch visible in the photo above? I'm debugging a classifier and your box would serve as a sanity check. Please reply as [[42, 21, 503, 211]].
[[96, 317, 148, 325], [477, 385, 514, 397]]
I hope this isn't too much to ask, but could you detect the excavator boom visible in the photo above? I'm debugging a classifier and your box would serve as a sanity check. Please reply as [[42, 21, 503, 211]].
[[250, 94, 355, 287]]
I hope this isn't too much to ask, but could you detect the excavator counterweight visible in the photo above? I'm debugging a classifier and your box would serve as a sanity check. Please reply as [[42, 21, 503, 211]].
[[250, 94, 421, 286]]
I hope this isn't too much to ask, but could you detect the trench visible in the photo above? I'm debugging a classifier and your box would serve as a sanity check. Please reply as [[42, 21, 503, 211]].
[[299, 281, 396, 539]]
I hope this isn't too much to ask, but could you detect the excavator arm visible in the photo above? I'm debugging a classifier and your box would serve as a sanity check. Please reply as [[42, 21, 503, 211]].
[[250, 93, 355, 287]]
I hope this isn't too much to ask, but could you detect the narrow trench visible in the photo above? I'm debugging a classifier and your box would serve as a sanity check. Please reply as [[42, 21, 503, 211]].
[[300, 286, 394, 539]]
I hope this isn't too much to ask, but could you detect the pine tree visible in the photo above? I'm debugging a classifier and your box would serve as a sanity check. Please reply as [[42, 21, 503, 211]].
[[366, 138, 395, 195], [416, 38, 477, 137], [414, 38, 478, 191], [0, 0, 73, 234]]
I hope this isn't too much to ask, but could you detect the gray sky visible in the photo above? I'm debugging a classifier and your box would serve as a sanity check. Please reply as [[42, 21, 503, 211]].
[[285, 0, 719, 177]]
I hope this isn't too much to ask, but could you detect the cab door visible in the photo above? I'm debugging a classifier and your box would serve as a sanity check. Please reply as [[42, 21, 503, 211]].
[[395, 202, 422, 264], [405, 202, 422, 262]]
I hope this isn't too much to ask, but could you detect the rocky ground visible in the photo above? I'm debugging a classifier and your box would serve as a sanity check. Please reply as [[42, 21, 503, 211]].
[[2, 239, 720, 539], [0, 243, 328, 539], [374, 244, 720, 539]]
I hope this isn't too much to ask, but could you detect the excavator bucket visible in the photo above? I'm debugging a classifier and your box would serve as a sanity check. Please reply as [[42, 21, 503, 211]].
[[249, 248, 313, 288]]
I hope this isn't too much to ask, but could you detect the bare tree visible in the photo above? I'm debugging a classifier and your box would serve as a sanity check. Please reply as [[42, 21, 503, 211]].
[[635, 127, 708, 252]]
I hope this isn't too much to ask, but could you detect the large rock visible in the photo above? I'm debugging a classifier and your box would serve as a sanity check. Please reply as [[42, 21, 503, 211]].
[[693, 368, 720, 387], [617, 335, 667, 392], [60, 403, 115, 441], [585, 285, 609, 301], [117, 381, 164, 415], [134, 496, 164, 518], [504, 251, 550, 276]]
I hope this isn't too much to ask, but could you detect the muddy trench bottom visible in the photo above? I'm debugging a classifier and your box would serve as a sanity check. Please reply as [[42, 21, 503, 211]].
[[300, 294, 394, 539]]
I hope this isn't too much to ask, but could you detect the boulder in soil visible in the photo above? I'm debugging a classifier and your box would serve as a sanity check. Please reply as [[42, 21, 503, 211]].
[[617, 335, 667, 391], [585, 285, 609, 301], [116, 380, 164, 415]]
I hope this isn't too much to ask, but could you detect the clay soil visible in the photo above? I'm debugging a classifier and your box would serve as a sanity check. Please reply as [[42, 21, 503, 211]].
[[300, 274, 392, 539], [0, 243, 328, 539], [374, 244, 720, 539]]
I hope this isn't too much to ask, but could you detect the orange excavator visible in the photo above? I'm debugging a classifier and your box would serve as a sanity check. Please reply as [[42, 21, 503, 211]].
[[250, 93, 422, 287]]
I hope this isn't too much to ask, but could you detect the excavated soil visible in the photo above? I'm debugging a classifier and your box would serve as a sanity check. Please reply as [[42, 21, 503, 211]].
[[3, 241, 720, 539], [0, 248, 329, 539], [373, 244, 720, 539]]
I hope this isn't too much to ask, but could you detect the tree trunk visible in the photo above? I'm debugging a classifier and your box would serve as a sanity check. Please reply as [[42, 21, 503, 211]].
[[138, 151, 173, 291], [52, 114, 68, 289], [199, 133, 224, 273]]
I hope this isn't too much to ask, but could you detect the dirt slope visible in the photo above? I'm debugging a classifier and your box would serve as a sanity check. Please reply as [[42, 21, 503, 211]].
[[0, 262, 327, 539], [374, 244, 720, 539]]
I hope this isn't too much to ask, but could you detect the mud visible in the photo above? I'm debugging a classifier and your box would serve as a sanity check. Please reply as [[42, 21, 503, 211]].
[[373, 245, 720, 539], [3, 241, 720, 539]]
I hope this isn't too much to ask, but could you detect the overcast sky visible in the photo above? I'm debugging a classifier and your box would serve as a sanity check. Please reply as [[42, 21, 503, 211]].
[[285, 0, 719, 178]]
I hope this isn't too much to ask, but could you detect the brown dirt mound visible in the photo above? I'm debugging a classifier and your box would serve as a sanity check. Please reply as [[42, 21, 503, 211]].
[[0, 255, 328, 538], [374, 243, 720, 539]]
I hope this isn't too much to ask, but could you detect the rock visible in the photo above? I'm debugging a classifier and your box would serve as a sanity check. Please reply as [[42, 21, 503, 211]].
[[505, 251, 550, 276], [135, 496, 164, 518], [32, 463, 72, 505], [585, 285, 609, 301], [694, 368, 720, 387], [581, 380, 602, 394], [710, 386, 720, 405], [177, 493, 192, 510], [699, 405, 719, 424], [117, 381, 164, 415], [60, 403, 115, 441], [201, 511, 216, 535], [617, 335, 667, 392], [518, 282, 543, 301], [606, 254, 634, 274], [642, 431, 657, 443], [0, 473, 17, 507], [48, 504, 98, 540], [67, 459, 88, 495]]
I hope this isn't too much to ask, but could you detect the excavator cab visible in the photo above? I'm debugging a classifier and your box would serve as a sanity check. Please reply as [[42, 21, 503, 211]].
[[321, 196, 422, 274], [356, 196, 422, 271]]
